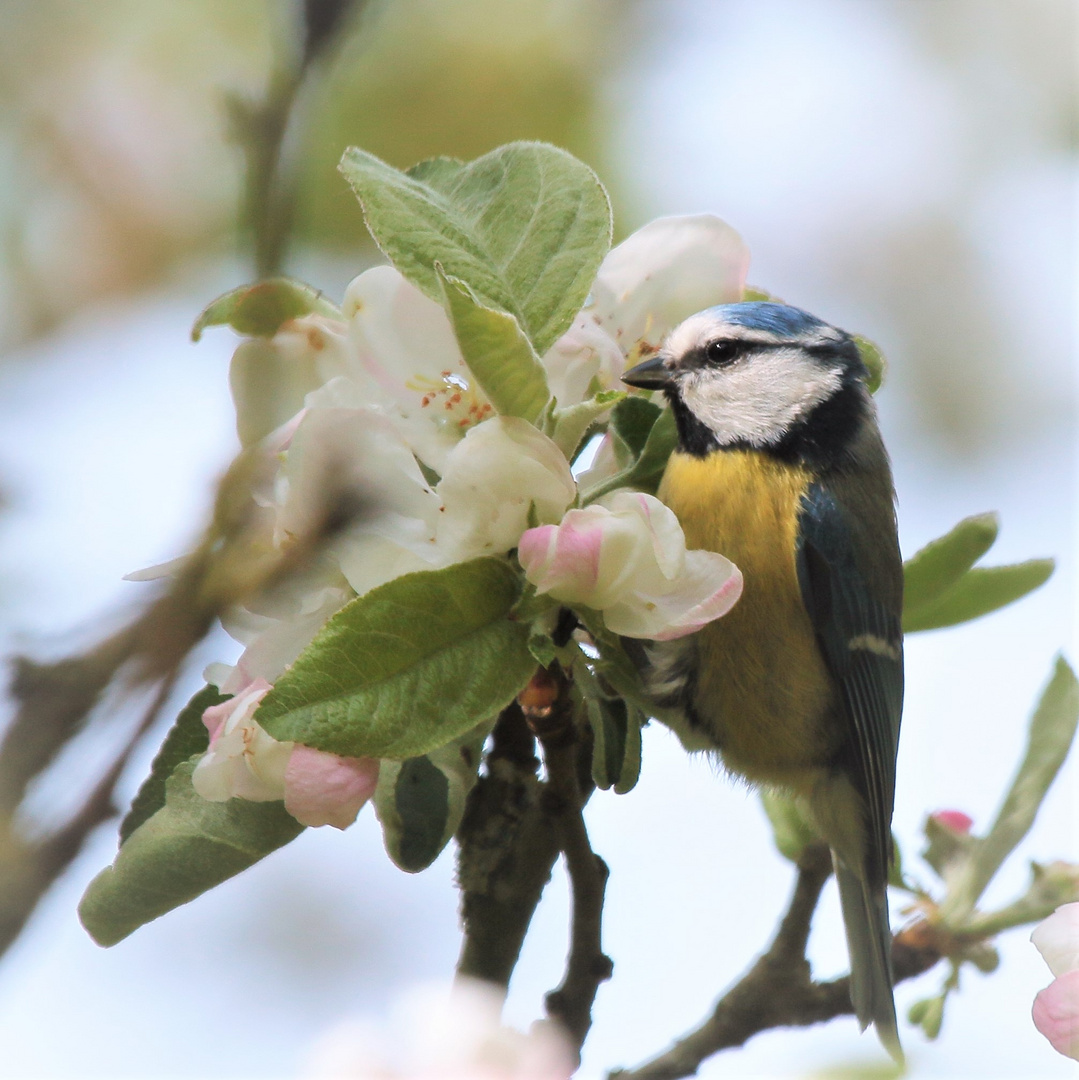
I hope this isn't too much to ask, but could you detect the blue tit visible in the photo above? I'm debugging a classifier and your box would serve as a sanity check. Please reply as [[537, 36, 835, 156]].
[[622, 302, 904, 1059]]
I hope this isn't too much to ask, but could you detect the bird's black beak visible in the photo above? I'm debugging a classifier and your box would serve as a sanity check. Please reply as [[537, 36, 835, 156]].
[[621, 354, 673, 390]]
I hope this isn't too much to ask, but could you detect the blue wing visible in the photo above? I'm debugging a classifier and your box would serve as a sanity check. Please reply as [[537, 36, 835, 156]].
[[795, 480, 903, 883]]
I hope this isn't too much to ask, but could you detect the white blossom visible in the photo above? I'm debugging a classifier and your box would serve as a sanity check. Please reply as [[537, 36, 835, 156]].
[[436, 417, 577, 562]]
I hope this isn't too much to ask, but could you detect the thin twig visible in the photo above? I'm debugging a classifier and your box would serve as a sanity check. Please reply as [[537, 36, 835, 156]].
[[0, 667, 180, 954], [231, 0, 361, 278], [611, 844, 942, 1080]]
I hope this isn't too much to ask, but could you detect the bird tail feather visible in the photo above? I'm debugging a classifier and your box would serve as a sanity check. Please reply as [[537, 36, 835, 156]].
[[833, 855, 903, 1064]]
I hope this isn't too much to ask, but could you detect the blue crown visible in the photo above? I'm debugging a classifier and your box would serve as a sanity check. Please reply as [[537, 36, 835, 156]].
[[709, 302, 829, 338]]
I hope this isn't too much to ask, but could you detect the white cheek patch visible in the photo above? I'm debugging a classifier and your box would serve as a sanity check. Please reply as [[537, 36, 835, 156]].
[[679, 348, 843, 447]]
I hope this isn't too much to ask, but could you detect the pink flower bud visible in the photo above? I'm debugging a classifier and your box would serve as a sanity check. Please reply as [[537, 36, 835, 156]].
[[519, 492, 741, 640], [930, 809, 974, 835]]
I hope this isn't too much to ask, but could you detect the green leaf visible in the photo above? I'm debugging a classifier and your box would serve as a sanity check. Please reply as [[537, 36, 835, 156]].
[[851, 334, 886, 394], [903, 513, 999, 617], [629, 405, 678, 488], [527, 628, 559, 667], [908, 993, 946, 1040], [374, 723, 488, 873], [940, 656, 1079, 923], [438, 269, 551, 422], [760, 790, 819, 863], [256, 558, 536, 760], [902, 559, 1054, 633], [339, 142, 612, 355], [191, 278, 341, 342], [120, 685, 228, 844], [741, 285, 779, 303], [547, 389, 625, 460], [587, 696, 643, 793], [610, 396, 662, 459], [614, 701, 644, 795], [581, 405, 679, 504], [79, 761, 303, 946]]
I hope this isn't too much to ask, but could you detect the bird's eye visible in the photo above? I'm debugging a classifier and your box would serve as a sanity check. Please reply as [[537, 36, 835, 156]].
[[705, 340, 738, 365]]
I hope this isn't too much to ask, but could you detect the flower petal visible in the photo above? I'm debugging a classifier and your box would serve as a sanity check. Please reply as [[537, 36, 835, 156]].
[[591, 214, 749, 353], [193, 679, 293, 803], [541, 315, 625, 406], [230, 315, 349, 448], [619, 550, 743, 641], [436, 417, 576, 561], [1033, 902, 1079, 978], [1033, 969, 1079, 1061], [284, 748, 379, 830]]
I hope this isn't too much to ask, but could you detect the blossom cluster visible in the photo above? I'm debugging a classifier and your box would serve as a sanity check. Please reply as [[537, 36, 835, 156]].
[[188, 215, 750, 825]]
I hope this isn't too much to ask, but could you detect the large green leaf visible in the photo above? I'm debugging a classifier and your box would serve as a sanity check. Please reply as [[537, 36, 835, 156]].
[[255, 559, 536, 760], [902, 513, 999, 617], [439, 269, 551, 423], [940, 655, 1079, 923], [374, 722, 489, 873], [339, 142, 612, 355], [902, 559, 1054, 633], [191, 278, 341, 342], [80, 761, 304, 946], [120, 685, 228, 844]]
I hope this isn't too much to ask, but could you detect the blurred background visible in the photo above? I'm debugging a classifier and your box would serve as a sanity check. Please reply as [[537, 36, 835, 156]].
[[0, 0, 1074, 1076]]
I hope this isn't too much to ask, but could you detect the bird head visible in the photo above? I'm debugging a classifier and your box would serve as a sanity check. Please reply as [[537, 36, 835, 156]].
[[622, 302, 871, 463]]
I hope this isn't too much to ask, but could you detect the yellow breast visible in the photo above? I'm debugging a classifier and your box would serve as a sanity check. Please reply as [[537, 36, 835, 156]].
[[658, 450, 839, 788]]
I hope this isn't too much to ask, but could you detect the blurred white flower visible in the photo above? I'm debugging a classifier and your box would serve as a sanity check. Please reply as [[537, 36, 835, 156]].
[[436, 417, 576, 562], [230, 314, 351, 448], [1032, 902, 1079, 978], [1032, 902, 1079, 1060], [518, 490, 742, 640], [220, 583, 353, 694], [192, 678, 378, 829], [302, 979, 574, 1080]]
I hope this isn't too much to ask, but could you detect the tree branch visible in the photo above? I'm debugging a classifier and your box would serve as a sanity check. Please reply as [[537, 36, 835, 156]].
[[524, 665, 613, 1060], [612, 845, 942, 1080], [454, 702, 561, 988]]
